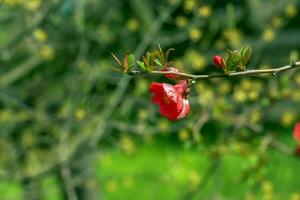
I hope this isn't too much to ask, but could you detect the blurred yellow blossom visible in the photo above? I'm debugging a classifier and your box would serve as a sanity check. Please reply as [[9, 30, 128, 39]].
[[292, 91, 300, 102], [241, 79, 252, 90], [184, 0, 196, 13], [214, 39, 226, 50], [24, 0, 41, 11], [290, 193, 300, 200], [122, 176, 134, 189], [261, 181, 273, 200], [248, 90, 259, 100], [127, 19, 139, 32], [234, 80, 262, 102], [262, 181, 273, 193], [138, 109, 148, 120], [33, 29, 48, 42], [75, 109, 86, 121], [106, 180, 118, 193], [198, 5, 212, 18], [120, 136, 136, 155], [218, 81, 231, 95], [3, 0, 20, 6], [175, 16, 188, 28], [186, 50, 206, 70], [21, 131, 35, 148], [178, 129, 189, 141], [168, 0, 179, 5], [158, 119, 170, 132], [271, 16, 284, 28], [223, 28, 242, 48], [234, 89, 247, 102], [281, 111, 296, 127], [78, 60, 90, 71], [285, 4, 298, 18], [262, 28, 276, 42], [40, 45, 55, 60], [189, 27, 203, 42], [189, 170, 201, 190], [249, 109, 262, 125]]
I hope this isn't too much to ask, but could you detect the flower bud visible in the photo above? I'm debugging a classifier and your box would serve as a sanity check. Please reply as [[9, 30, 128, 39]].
[[213, 55, 223, 67], [162, 67, 182, 80]]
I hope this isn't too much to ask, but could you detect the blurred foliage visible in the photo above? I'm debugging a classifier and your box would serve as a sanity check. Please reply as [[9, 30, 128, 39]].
[[0, 0, 300, 199]]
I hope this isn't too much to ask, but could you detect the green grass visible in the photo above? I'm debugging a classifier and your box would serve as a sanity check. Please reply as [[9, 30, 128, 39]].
[[96, 137, 300, 200], [1, 136, 299, 200]]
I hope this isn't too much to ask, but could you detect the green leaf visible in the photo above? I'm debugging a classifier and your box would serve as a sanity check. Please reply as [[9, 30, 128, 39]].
[[153, 58, 162, 67], [240, 46, 252, 70], [226, 50, 242, 71], [127, 54, 135, 70], [137, 60, 148, 72]]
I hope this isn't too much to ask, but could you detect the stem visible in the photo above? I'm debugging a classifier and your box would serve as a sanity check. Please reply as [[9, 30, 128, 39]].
[[129, 61, 300, 80], [60, 164, 78, 200]]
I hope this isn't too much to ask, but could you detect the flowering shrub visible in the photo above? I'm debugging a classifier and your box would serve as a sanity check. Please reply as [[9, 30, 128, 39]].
[[0, 0, 300, 199]]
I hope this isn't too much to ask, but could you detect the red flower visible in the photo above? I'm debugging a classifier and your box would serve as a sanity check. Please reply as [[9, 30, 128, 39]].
[[294, 122, 300, 145], [149, 80, 190, 121], [162, 67, 181, 80]]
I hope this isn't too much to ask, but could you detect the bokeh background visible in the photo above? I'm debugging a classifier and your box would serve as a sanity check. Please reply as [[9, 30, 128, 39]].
[[0, 0, 300, 199]]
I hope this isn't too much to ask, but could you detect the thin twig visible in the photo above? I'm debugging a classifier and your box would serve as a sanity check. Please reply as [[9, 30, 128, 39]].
[[128, 61, 300, 80], [60, 164, 78, 200]]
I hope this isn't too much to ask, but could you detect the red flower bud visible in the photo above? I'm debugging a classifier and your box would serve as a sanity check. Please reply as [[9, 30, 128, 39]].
[[162, 67, 181, 80], [213, 55, 223, 67], [294, 122, 300, 145], [149, 80, 190, 121]]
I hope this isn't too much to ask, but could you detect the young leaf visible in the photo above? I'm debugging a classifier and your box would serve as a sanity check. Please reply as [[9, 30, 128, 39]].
[[137, 60, 149, 72], [127, 54, 135, 70], [123, 53, 129, 72], [240, 46, 252, 70], [154, 58, 163, 67], [226, 50, 242, 71]]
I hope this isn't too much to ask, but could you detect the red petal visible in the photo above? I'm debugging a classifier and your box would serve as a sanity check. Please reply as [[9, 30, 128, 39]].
[[149, 82, 164, 94], [162, 83, 178, 102], [151, 94, 162, 105], [159, 101, 179, 121], [174, 80, 189, 95], [294, 123, 300, 144], [176, 98, 190, 120]]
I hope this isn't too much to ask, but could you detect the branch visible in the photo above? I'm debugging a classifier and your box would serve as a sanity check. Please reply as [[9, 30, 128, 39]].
[[129, 61, 300, 80], [60, 164, 78, 200]]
